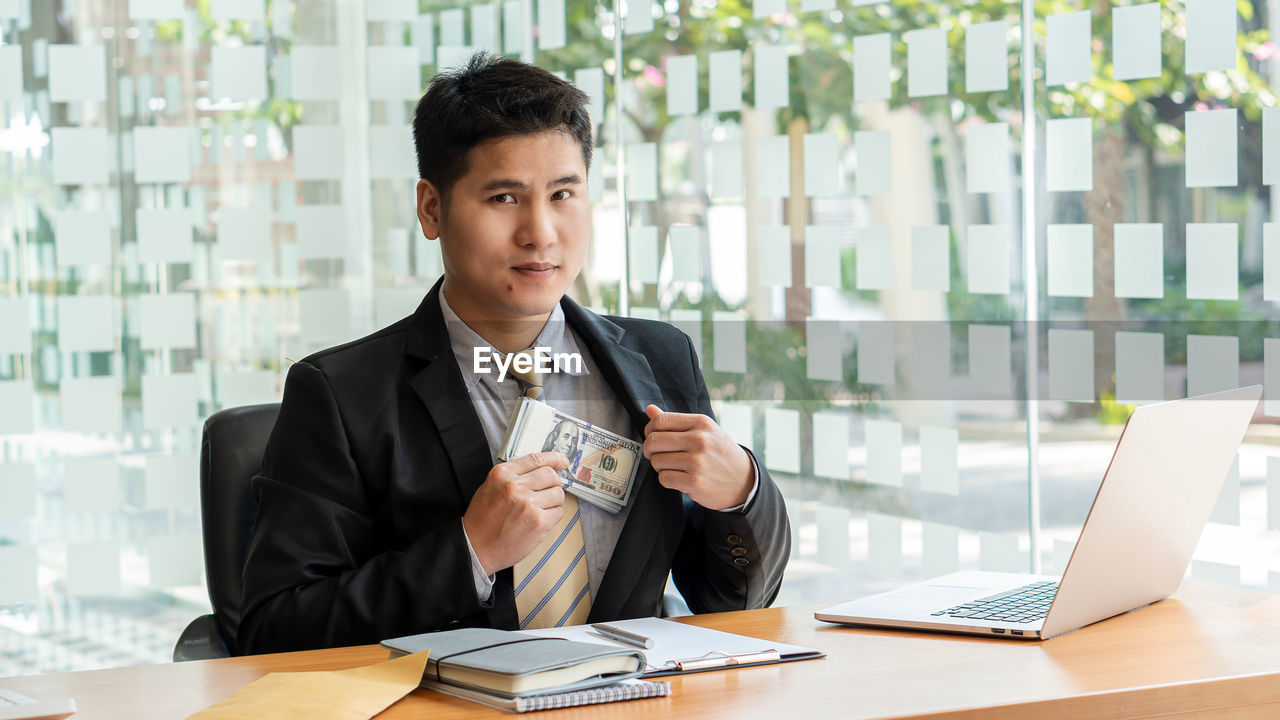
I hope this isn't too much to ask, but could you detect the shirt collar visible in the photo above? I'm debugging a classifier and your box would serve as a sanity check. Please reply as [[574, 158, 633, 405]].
[[438, 287, 589, 393]]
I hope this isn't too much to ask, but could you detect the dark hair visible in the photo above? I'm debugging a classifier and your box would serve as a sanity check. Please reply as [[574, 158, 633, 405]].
[[412, 52, 593, 213]]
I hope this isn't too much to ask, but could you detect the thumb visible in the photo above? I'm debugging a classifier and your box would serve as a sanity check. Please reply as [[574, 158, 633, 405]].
[[644, 404, 663, 421]]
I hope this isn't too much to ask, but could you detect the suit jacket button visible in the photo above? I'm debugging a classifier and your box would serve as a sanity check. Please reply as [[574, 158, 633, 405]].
[[726, 534, 743, 545], [731, 547, 748, 557], [732, 557, 749, 567]]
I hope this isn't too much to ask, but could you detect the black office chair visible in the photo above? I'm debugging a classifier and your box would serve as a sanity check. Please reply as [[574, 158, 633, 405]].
[[173, 403, 280, 662]]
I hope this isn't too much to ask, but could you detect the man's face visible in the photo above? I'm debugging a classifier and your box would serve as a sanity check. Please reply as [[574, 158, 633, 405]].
[[553, 422, 577, 457], [416, 130, 590, 325]]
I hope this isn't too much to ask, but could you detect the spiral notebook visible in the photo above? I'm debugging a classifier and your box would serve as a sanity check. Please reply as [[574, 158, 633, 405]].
[[420, 677, 670, 713]]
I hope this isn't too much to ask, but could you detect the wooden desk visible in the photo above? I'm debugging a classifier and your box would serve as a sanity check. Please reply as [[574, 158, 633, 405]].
[[4, 582, 1280, 719]]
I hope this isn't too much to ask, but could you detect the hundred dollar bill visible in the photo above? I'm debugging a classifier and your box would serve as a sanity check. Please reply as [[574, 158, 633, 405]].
[[498, 397, 640, 514]]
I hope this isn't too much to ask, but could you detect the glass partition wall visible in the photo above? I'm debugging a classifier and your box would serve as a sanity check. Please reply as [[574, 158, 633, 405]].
[[0, 0, 1275, 674]]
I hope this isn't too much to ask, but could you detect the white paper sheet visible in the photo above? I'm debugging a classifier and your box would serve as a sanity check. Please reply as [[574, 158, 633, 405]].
[[293, 125, 344, 180], [290, 46, 343, 100], [52, 127, 110, 185], [906, 28, 947, 97], [812, 411, 849, 479], [60, 376, 120, 433], [910, 226, 949, 292], [211, 45, 267, 101], [806, 317, 841, 381], [966, 20, 1009, 93], [757, 227, 791, 286], [1046, 223, 1093, 297], [1113, 223, 1164, 299], [764, 407, 800, 474], [712, 311, 747, 374], [966, 122, 1009, 193], [969, 324, 1012, 397], [1186, 334, 1238, 397], [854, 130, 891, 196], [1185, 109, 1237, 188], [55, 209, 111, 267], [709, 50, 743, 112], [857, 322, 894, 385], [920, 425, 959, 495], [626, 142, 658, 202], [1186, 222, 1239, 300], [58, 295, 116, 352], [1115, 331, 1164, 404], [142, 373, 199, 430], [134, 126, 192, 184], [865, 418, 903, 486], [49, 44, 106, 102], [1185, 0, 1237, 74], [804, 226, 841, 288], [1112, 3, 1161, 80], [1046, 11, 1091, 86], [966, 224, 1010, 295], [139, 292, 197, 349], [1046, 117, 1093, 192], [1048, 329, 1094, 402], [756, 135, 790, 198], [854, 33, 891, 102], [856, 226, 893, 290]]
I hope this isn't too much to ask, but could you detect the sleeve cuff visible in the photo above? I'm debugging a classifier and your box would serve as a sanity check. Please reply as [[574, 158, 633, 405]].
[[461, 524, 496, 603]]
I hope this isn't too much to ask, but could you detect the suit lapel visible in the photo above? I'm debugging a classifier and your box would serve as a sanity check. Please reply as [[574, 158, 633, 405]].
[[561, 298, 684, 620]]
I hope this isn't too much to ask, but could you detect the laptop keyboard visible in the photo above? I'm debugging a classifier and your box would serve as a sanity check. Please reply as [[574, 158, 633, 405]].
[[931, 580, 1058, 624]]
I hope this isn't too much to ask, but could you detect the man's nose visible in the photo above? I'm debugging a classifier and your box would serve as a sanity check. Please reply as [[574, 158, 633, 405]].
[[517, 201, 556, 246]]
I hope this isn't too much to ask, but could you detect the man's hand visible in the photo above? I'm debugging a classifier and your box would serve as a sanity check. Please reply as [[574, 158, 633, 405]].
[[642, 404, 753, 511], [463, 452, 570, 576]]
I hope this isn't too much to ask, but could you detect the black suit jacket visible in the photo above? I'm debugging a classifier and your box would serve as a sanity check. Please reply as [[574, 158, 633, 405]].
[[238, 280, 790, 654]]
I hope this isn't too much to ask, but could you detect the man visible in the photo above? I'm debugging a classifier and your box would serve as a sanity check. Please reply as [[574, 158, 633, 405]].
[[238, 52, 790, 654]]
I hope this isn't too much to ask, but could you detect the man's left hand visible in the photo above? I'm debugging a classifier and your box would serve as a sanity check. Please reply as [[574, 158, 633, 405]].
[[642, 404, 753, 511]]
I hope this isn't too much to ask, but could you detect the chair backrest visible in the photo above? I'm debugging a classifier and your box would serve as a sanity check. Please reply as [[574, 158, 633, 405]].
[[200, 402, 280, 656]]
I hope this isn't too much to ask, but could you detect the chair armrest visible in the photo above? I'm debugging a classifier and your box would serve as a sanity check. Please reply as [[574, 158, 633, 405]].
[[660, 591, 692, 618], [173, 614, 231, 662]]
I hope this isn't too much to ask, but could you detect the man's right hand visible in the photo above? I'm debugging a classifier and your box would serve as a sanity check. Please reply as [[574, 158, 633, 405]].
[[462, 451, 571, 576]]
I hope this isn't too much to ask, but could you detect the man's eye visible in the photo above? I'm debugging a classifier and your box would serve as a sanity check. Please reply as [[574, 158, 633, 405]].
[[492, 193, 515, 203], [552, 189, 572, 200]]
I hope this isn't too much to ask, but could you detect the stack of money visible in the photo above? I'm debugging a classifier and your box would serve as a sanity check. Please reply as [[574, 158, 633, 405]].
[[498, 397, 641, 514]]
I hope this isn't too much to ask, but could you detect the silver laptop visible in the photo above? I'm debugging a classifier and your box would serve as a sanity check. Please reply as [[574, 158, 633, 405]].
[[815, 385, 1262, 640]]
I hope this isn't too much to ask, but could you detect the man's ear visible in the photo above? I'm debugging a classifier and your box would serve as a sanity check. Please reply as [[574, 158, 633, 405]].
[[416, 179, 443, 240]]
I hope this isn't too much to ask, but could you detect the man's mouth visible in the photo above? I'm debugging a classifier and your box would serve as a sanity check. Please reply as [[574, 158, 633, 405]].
[[513, 263, 557, 277]]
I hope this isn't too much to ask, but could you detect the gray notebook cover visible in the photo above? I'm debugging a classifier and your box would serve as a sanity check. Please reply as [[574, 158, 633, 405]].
[[381, 628, 645, 698]]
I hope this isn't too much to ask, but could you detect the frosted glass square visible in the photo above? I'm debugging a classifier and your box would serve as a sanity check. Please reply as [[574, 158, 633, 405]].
[[865, 419, 902, 486], [137, 207, 194, 265], [1209, 456, 1240, 525], [712, 311, 747, 374], [129, 0, 183, 18], [966, 122, 1009, 193], [0, 298, 32, 355], [367, 47, 421, 100], [856, 226, 893, 290], [293, 125, 344, 180], [539, 0, 566, 47], [1185, 109, 1237, 188], [1267, 339, 1280, 417], [754, 0, 784, 17], [910, 226, 949, 292], [969, 324, 1012, 397], [1268, 457, 1280, 529], [867, 513, 903, 580], [669, 309, 702, 364], [857, 322, 894, 385], [55, 209, 111, 267], [757, 227, 791, 287], [854, 131, 891, 196], [439, 8, 465, 45], [1046, 118, 1093, 192], [922, 522, 959, 578], [0, 382, 34, 434], [668, 226, 701, 283], [139, 292, 196, 350], [966, 224, 1010, 295], [147, 534, 203, 588], [49, 44, 106, 102], [920, 426, 959, 495], [64, 458, 121, 513], [812, 411, 849, 480], [666, 54, 697, 116], [1186, 335, 1238, 397], [68, 541, 122, 596], [1047, 224, 1093, 297], [756, 135, 790, 197], [58, 295, 116, 352], [804, 226, 841, 288], [297, 204, 346, 260], [212, 0, 266, 20], [1186, 223, 1239, 300], [217, 207, 272, 262], [0, 463, 35, 517], [711, 140, 744, 198], [806, 318, 841, 381], [52, 127, 110, 185], [1186, 0, 1237, 73], [628, 226, 658, 285], [211, 45, 267, 101], [979, 532, 1021, 572], [909, 323, 951, 396], [370, 125, 417, 180], [290, 46, 343, 101], [142, 373, 199, 430], [300, 289, 352, 347], [709, 50, 743, 112], [0, 546, 37, 603], [764, 408, 800, 474], [1113, 3, 1161, 80], [1190, 560, 1240, 586], [0, 46, 21, 104], [906, 28, 946, 98], [574, 68, 605, 125], [1114, 223, 1164, 299], [1115, 331, 1164, 404], [134, 126, 192, 184], [716, 403, 753, 450], [965, 20, 1009, 93], [815, 506, 850, 568], [853, 34, 891, 102], [1048, 329, 1094, 402], [145, 453, 198, 510], [214, 371, 275, 410], [1046, 11, 1091, 86], [803, 132, 840, 197], [60, 377, 120, 433], [627, 143, 658, 202], [1267, 109, 1280, 186], [754, 45, 789, 109]]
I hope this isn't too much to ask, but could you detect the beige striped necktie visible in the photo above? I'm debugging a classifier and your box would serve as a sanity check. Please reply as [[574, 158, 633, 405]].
[[507, 359, 591, 629]]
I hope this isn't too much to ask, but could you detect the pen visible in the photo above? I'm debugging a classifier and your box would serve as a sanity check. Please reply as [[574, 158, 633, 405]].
[[590, 623, 654, 649]]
